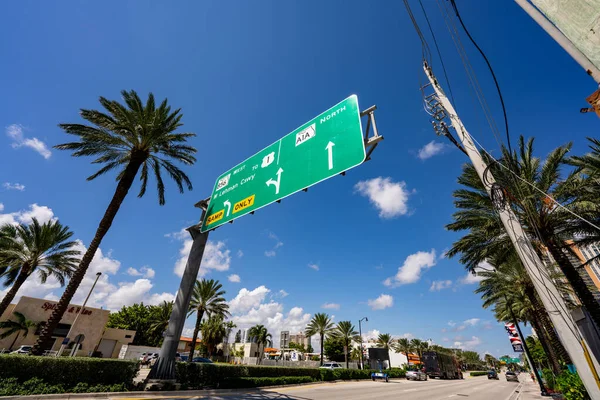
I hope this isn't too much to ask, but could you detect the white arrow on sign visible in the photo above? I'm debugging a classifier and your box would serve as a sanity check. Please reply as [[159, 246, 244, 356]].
[[223, 200, 232, 217], [266, 168, 283, 195], [325, 141, 335, 170]]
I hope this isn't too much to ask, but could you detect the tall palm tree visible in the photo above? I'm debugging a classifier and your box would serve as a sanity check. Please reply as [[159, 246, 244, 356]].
[[0, 219, 80, 317], [248, 324, 272, 365], [187, 279, 229, 361], [200, 315, 226, 358], [446, 136, 600, 330], [0, 312, 40, 350], [33, 90, 196, 355], [334, 321, 358, 369], [376, 333, 394, 350], [305, 313, 335, 366], [148, 301, 173, 342], [393, 338, 413, 365], [410, 339, 425, 360]]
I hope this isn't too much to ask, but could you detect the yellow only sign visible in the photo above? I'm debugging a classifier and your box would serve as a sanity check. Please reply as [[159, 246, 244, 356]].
[[233, 194, 255, 214]]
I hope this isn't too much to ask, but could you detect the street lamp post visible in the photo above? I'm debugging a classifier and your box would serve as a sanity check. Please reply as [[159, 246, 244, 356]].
[[57, 272, 102, 357], [358, 317, 368, 370]]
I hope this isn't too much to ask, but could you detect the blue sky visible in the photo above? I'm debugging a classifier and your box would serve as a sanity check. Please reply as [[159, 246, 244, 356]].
[[1, 1, 597, 358]]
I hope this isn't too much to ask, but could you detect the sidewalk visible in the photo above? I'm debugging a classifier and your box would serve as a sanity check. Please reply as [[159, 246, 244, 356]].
[[516, 379, 553, 400]]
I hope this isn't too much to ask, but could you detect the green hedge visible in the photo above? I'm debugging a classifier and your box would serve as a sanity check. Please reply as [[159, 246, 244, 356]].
[[176, 363, 321, 388], [320, 368, 405, 381], [220, 376, 314, 389], [0, 377, 128, 396], [470, 371, 488, 377], [0, 355, 139, 388]]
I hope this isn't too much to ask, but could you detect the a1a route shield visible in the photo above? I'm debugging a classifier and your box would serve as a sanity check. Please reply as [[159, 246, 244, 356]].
[[201, 95, 365, 232]]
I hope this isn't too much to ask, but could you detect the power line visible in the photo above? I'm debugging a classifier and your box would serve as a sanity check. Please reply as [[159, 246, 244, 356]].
[[449, 0, 512, 155]]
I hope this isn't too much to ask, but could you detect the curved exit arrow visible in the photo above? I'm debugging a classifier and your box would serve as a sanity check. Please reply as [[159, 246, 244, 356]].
[[223, 200, 232, 216]]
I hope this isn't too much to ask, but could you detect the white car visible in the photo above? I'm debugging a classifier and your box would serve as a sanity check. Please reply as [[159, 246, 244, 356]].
[[320, 362, 343, 370], [406, 370, 428, 381], [11, 345, 32, 354]]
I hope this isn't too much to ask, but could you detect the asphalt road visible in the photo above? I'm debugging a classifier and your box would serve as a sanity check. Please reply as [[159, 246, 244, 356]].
[[116, 376, 523, 400]]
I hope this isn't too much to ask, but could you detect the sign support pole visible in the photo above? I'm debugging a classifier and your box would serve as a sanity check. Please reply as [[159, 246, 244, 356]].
[[148, 199, 210, 384], [424, 61, 600, 397]]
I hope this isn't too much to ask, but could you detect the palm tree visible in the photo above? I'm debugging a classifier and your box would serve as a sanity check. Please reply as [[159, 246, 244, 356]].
[[305, 313, 335, 366], [0, 219, 80, 317], [148, 301, 173, 342], [248, 324, 272, 365], [446, 136, 600, 330], [200, 315, 226, 358], [33, 90, 196, 355], [376, 333, 394, 350], [334, 321, 358, 369], [224, 321, 237, 361], [187, 279, 229, 361], [394, 338, 413, 361], [0, 312, 40, 350], [410, 339, 425, 360]]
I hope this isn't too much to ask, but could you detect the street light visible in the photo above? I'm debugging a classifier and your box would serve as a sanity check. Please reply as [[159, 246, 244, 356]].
[[358, 317, 368, 370], [57, 272, 102, 357]]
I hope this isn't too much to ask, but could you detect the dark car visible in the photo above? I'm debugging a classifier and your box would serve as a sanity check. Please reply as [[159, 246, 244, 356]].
[[506, 371, 519, 382], [192, 357, 213, 363], [487, 370, 499, 380]]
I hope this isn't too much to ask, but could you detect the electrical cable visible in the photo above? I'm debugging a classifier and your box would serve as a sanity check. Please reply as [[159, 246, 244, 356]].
[[449, 0, 512, 155], [418, 0, 455, 105]]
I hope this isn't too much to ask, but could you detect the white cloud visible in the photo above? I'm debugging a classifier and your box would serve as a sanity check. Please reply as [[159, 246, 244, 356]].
[[417, 141, 446, 160], [6, 124, 52, 159], [264, 250, 276, 257], [229, 286, 270, 314], [0, 204, 4, 212], [454, 336, 482, 350], [367, 294, 394, 310], [464, 318, 480, 326], [228, 285, 311, 347], [3, 182, 25, 191], [308, 263, 319, 271], [237, 250, 244, 258], [0, 203, 56, 226], [363, 329, 380, 341], [126, 266, 155, 279], [172, 228, 231, 277], [354, 177, 413, 218], [384, 249, 437, 287], [430, 280, 453, 291], [278, 290, 289, 298], [448, 321, 457, 327], [264, 232, 283, 257], [321, 303, 340, 310], [228, 274, 241, 283]]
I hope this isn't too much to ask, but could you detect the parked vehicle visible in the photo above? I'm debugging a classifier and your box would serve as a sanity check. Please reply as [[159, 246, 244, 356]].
[[506, 371, 519, 382], [488, 370, 499, 380], [422, 351, 463, 379], [10, 345, 32, 354], [319, 362, 343, 369], [191, 357, 213, 363], [406, 368, 428, 381]]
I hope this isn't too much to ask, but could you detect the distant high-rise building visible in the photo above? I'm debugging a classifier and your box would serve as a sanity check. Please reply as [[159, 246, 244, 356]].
[[242, 328, 250, 344], [280, 331, 290, 349], [289, 332, 312, 350]]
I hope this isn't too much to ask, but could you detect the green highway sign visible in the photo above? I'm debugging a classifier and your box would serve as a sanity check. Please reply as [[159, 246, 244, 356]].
[[201, 95, 366, 232]]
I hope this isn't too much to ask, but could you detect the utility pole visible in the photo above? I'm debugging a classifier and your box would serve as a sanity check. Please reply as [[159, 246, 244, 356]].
[[358, 317, 368, 370], [148, 199, 210, 385], [423, 61, 600, 397], [514, 0, 600, 84]]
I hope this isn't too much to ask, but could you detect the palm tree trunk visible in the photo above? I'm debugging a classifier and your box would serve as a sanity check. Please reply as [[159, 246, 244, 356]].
[[31, 156, 144, 355], [0, 268, 30, 318], [545, 238, 600, 330], [320, 334, 324, 366], [9, 332, 20, 350], [188, 310, 204, 362], [345, 343, 349, 369]]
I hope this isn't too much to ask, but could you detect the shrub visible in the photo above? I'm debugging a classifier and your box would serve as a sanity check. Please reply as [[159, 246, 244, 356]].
[[555, 371, 589, 400], [541, 368, 555, 390], [0, 355, 139, 388], [220, 376, 314, 389], [470, 371, 488, 377], [0, 377, 129, 396], [176, 363, 321, 388], [320, 368, 405, 381]]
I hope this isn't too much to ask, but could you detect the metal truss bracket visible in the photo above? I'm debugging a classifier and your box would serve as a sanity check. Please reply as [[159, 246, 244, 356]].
[[360, 105, 383, 162]]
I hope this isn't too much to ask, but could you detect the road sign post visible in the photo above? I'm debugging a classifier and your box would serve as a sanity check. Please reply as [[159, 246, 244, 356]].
[[202, 95, 366, 232]]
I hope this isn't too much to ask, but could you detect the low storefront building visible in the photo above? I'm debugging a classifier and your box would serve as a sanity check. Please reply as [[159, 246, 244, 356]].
[[0, 296, 134, 357]]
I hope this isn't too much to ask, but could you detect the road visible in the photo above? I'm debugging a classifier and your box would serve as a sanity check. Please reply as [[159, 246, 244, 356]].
[[116, 376, 524, 400]]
